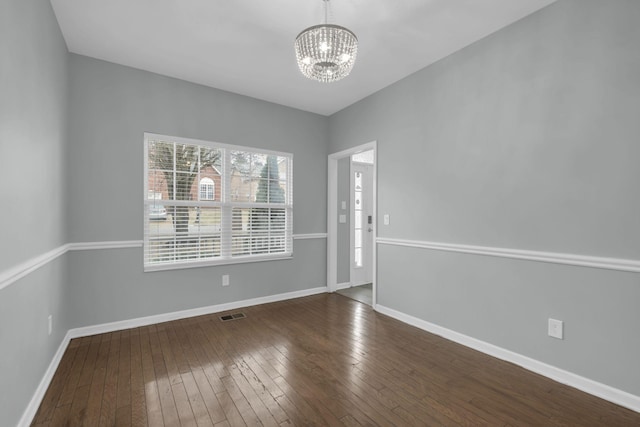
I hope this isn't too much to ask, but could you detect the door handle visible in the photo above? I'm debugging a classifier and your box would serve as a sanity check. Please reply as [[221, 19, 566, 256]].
[[368, 227, 373, 232]]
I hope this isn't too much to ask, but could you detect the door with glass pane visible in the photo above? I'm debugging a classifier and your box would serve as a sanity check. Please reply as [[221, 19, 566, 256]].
[[350, 162, 373, 286]]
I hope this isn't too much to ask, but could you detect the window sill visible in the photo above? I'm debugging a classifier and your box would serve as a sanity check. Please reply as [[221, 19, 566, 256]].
[[144, 253, 293, 273]]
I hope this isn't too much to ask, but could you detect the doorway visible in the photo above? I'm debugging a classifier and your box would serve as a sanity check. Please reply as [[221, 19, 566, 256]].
[[327, 142, 377, 307]]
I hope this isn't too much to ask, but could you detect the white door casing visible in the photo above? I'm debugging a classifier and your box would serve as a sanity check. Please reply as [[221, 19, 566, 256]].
[[327, 141, 377, 307]]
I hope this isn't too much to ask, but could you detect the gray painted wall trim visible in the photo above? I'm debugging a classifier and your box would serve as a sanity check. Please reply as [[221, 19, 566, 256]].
[[17, 285, 328, 427], [376, 304, 640, 413], [377, 237, 640, 273], [1, 235, 328, 291]]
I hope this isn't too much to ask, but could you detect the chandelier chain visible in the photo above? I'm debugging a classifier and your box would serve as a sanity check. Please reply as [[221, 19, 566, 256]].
[[324, 0, 329, 25]]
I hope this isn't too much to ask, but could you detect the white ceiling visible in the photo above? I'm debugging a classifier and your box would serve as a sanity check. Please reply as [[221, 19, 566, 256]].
[[50, 0, 556, 116]]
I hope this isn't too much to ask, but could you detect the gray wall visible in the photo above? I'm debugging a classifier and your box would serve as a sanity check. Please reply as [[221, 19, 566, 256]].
[[65, 55, 329, 328], [1, 1, 68, 270], [337, 157, 351, 284], [0, 1, 71, 425], [330, 0, 640, 395]]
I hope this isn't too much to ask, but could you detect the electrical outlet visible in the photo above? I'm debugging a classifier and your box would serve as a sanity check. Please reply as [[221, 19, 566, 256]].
[[548, 318, 563, 339], [222, 274, 230, 287], [48, 315, 53, 336]]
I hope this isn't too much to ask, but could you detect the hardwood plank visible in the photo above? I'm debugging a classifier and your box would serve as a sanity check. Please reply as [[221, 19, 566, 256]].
[[211, 319, 291, 424], [66, 383, 91, 425], [392, 404, 441, 427], [190, 367, 227, 424], [31, 341, 79, 423], [228, 363, 282, 426], [99, 330, 121, 426], [129, 328, 148, 427], [32, 293, 640, 427], [77, 335, 103, 387], [139, 326, 164, 426], [148, 326, 181, 426], [181, 319, 228, 394], [171, 381, 199, 427], [237, 356, 293, 418], [258, 307, 391, 426], [115, 404, 132, 427], [220, 373, 264, 426], [116, 329, 132, 411], [49, 403, 72, 426], [216, 390, 247, 427], [181, 371, 215, 427], [276, 352, 389, 426], [83, 333, 112, 425], [272, 368, 345, 426], [165, 322, 192, 376], [157, 327, 182, 385], [272, 375, 331, 426], [340, 414, 362, 427], [56, 336, 92, 407]]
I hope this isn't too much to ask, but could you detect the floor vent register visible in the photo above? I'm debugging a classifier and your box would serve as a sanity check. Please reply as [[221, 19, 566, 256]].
[[219, 313, 246, 321]]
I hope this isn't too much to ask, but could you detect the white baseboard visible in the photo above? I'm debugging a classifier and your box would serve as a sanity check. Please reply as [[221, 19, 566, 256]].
[[20, 286, 327, 426], [18, 330, 73, 427], [69, 286, 328, 339], [335, 282, 351, 290], [375, 304, 640, 414]]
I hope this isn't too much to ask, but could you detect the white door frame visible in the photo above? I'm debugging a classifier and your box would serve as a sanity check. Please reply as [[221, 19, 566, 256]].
[[327, 141, 377, 307]]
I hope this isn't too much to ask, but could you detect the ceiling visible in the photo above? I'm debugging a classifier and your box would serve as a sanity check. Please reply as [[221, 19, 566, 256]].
[[50, 0, 557, 116]]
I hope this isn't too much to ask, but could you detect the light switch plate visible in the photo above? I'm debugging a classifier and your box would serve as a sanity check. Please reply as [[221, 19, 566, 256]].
[[341, 201, 347, 210], [383, 214, 390, 225], [339, 214, 347, 223]]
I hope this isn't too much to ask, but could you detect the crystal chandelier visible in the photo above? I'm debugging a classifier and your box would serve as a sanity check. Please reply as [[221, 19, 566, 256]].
[[294, 0, 358, 83]]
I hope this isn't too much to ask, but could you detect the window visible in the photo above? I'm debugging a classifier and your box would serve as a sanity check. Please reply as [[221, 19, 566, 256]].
[[199, 177, 215, 200], [351, 149, 374, 165], [353, 171, 363, 268], [144, 133, 293, 271], [351, 149, 373, 269]]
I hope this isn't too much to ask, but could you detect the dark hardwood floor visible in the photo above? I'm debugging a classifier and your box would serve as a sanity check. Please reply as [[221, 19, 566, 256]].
[[32, 293, 640, 426]]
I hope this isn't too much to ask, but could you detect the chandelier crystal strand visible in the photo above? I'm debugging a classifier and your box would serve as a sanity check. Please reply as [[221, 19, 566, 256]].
[[294, 0, 358, 83]]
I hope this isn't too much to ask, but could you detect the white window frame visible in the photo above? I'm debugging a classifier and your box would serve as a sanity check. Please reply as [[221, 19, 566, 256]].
[[144, 132, 293, 272]]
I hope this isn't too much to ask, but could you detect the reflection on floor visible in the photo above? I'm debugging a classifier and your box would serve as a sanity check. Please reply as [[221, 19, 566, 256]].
[[336, 283, 372, 305]]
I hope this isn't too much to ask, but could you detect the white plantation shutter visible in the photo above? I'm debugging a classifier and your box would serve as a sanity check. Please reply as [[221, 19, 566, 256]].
[[144, 133, 292, 271]]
